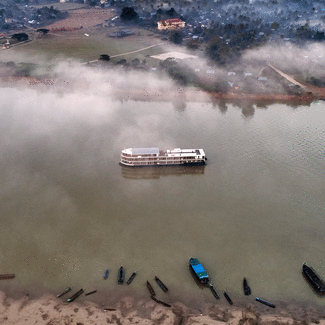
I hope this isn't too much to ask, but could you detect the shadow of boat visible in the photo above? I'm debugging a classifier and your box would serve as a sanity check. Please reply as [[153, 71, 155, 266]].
[[121, 165, 205, 180]]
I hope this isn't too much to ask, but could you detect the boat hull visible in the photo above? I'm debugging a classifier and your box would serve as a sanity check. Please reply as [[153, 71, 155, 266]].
[[189, 258, 210, 285], [302, 263, 325, 293], [119, 161, 206, 167], [120, 148, 207, 167]]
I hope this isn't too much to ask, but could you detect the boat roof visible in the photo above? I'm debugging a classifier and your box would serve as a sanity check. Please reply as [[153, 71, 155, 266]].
[[124, 148, 160, 155], [190, 258, 209, 279], [122, 148, 205, 156]]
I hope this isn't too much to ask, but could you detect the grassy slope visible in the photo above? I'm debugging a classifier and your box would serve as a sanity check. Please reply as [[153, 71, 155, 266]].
[[0, 27, 167, 65]]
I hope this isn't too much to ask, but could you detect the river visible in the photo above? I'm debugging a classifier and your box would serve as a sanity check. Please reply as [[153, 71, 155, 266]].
[[0, 94, 324, 310]]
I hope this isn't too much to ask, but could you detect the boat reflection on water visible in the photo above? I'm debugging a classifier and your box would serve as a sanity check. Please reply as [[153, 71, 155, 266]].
[[121, 165, 205, 180]]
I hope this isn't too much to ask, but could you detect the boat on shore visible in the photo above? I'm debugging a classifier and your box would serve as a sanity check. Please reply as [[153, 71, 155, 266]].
[[243, 278, 251, 296], [147, 281, 155, 296], [302, 263, 325, 293], [224, 292, 233, 305], [150, 295, 171, 307], [85, 290, 97, 296], [67, 289, 84, 303], [256, 297, 276, 308], [57, 287, 72, 298], [127, 271, 137, 285], [118, 266, 125, 284], [0, 274, 15, 280], [120, 148, 207, 167], [104, 269, 109, 280], [155, 276, 168, 293], [209, 284, 220, 300], [189, 258, 210, 284]]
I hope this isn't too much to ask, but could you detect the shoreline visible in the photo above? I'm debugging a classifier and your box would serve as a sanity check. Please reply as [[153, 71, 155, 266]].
[[0, 77, 320, 105], [1, 286, 325, 325]]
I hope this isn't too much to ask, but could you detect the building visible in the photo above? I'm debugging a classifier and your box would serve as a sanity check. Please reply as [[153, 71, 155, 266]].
[[157, 18, 185, 30]]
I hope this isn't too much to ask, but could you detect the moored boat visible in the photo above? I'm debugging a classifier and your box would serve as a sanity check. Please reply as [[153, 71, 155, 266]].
[[243, 278, 251, 296], [127, 271, 137, 285], [302, 263, 325, 293], [67, 289, 84, 303], [104, 269, 109, 280], [118, 266, 125, 284], [57, 287, 72, 298], [147, 281, 155, 296], [150, 295, 171, 307], [0, 274, 15, 280], [120, 148, 207, 167], [189, 258, 210, 284], [209, 284, 220, 300], [155, 276, 168, 293], [224, 292, 233, 305], [256, 297, 276, 308]]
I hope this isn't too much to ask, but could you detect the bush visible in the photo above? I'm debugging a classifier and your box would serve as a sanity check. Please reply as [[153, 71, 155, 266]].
[[99, 54, 110, 61]]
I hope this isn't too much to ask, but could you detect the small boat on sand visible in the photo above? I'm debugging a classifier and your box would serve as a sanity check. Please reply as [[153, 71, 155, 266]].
[[302, 263, 325, 293], [147, 281, 155, 296], [155, 276, 168, 292], [118, 266, 124, 284], [243, 278, 251, 295], [0, 274, 15, 280], [224, 292, 233, 305], [127, 271, 137, 285], [85, 290, 97, 296], [104, 269, 109, 280], [209, 284, 220, 300], [256, 297, 275, 308], [189, 258, 210, 284], [57, 287, 72, 298], [150, 295, 171, 307], [67, 289, 84, 303]]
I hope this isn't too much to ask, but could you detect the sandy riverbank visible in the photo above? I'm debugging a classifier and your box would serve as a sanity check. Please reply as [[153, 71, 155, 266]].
[[1, 289, 325, 325]]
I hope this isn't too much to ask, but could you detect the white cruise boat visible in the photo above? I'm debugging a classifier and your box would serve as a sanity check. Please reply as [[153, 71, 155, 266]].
[[120, 148, 207, 167]]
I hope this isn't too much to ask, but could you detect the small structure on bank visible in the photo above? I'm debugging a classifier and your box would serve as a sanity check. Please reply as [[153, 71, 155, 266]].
[[2, 39, 10, 49], [157, 18, 185, 30]]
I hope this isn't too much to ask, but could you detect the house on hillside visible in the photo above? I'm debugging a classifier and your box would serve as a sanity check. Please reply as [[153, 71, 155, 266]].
[[157, 18, 185, 30]]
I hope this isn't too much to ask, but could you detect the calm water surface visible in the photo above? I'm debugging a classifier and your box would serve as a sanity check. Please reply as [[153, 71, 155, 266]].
[[1, 94, 325, 309]]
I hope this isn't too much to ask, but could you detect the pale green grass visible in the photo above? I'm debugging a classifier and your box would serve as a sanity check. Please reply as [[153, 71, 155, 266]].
[[31, 2, 87, 10], [0, 27, 169, 66]]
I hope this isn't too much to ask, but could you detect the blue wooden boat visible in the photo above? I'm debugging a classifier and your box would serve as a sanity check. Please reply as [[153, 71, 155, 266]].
[[104, 269, 109, 280], [256, 297, 275, 308], [189, 258, 210, 284]]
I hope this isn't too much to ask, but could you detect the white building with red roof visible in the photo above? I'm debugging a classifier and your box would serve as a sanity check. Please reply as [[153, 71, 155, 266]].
[[157, 18, 185, 30]]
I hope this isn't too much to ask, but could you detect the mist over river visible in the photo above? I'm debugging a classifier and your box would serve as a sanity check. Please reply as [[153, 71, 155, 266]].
[[1, 90, 325, 310]]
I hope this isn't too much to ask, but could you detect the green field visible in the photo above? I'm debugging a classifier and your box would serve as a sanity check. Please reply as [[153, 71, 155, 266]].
[[26, 2, 87, 11], [0, 27, 168, 66]]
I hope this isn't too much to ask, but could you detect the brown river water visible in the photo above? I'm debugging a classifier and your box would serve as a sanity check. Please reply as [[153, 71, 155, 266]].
[[0, 91, 325, 310]]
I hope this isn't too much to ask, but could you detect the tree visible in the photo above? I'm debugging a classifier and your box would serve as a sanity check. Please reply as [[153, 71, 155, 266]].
[[169, 30, 183, 44], [12, 33, 28, 41], [270, 22, 279, 30], [131, 58, 140, 66], [99, 54, 110, 61], [165, 8, 176, 17], [314, 31, 325, 41], [37, 28, 50, 35], [186, 38, 199, 49], [120, 7, 138, 21], [86, 0, 100, 6]]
